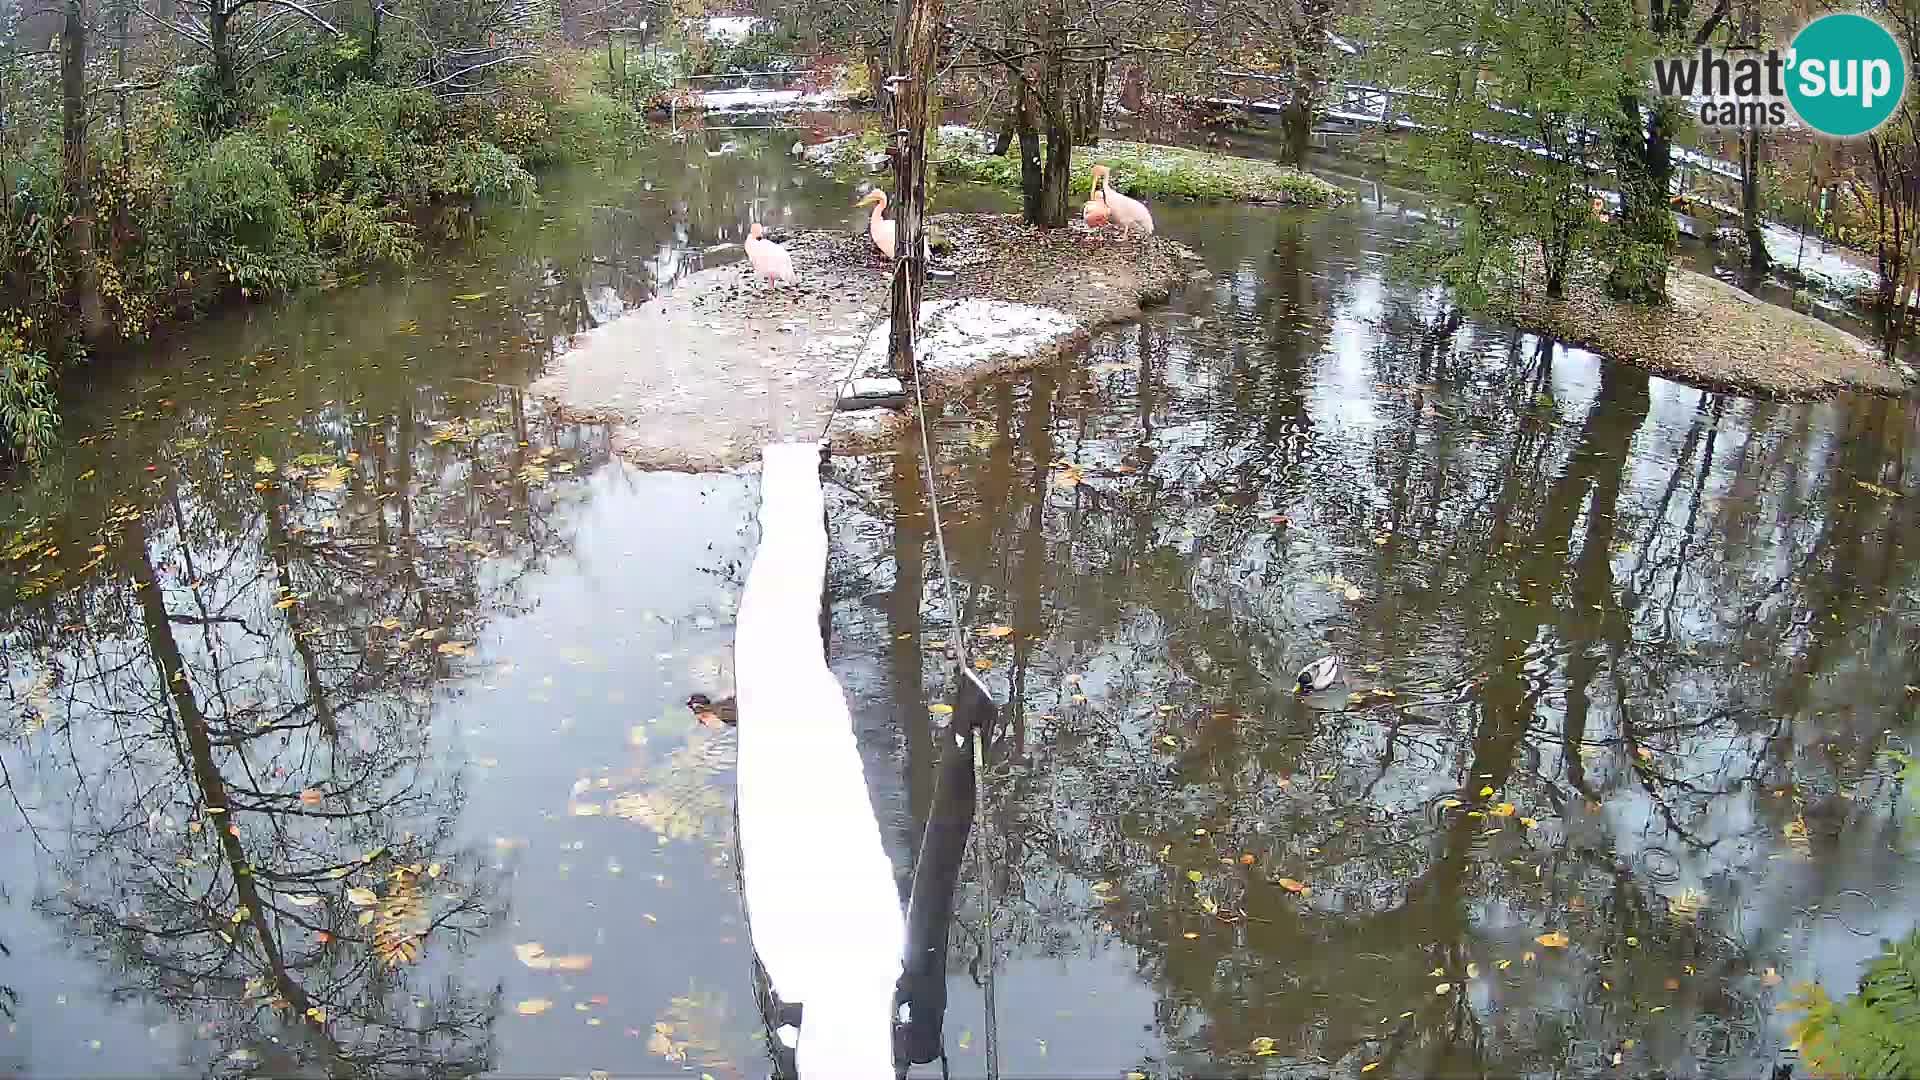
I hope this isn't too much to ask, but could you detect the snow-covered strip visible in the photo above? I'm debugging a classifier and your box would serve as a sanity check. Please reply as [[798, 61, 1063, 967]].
[[698, 87, 848, 113], [734, 441, 904, 1080], [705, 15, 760, 40], [857, 299, 1080, 373]]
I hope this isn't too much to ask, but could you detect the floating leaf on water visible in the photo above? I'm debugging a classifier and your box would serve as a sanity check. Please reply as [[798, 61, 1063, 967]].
[[1467, 962, 1480, 978], [1186, 870, 1203, 883], [1855, 479, 1901, 498], [1250, 1035, 1277, 1055], [310, 466, 351, 492], [437, 641, 474, 656], [516, 942, 551, 969], [306, 1007, 327, 1023], [1536, 931, 1570, 948], [1440, 798, 1462, 809], [299, 788, 323, 806], [1479, 785, 1496, 797], [1343, 585, 1362, 601], [516, 998, 553, 1016], [929, 703, 954, 715], [1520, 816, 1539, 828], [1362, 1064, 1381, 1074], [254, 456, 276, 475], [1277, 878, 1309, 894], [973, 656, 993, 671], [346, 887, 378, 907], [428, 863, 443, 878], [1239, 853, 1256, 865], [287, 894, 323, 907], [1054, 465, 1083, 488], [1761, 967, 1782, 987], [549, 954, 593, 972], [976, 625, 1014, 638], [1498, 959, 1512, 970], [1435, 982, 1452, 995], [1182, 931, 1199, 939], [1490, 802, 1516, 817]]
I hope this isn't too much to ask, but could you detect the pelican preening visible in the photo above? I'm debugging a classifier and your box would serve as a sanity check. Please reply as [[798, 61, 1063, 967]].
[[1090, 164, 1154, 236], [744, 222, 796, 285], [1082, 186, 1112, 228], [854, 188, 932, 263]]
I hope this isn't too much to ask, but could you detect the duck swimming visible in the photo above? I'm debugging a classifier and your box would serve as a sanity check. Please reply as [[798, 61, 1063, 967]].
[[1296, 656, 1341, 693]]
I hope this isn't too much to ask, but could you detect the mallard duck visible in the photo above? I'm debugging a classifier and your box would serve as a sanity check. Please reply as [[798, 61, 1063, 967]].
[[1296, 656, 1341, 693], [686, 693, 737, 727]]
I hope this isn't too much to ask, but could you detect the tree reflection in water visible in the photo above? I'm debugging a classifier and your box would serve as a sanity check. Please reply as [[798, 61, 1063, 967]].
[[818, 211, 1920, 1076], [2, 382, 610, 1075]]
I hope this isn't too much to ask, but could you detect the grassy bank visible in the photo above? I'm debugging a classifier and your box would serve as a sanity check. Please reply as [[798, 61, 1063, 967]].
[[807, 127, 1347, 207], [0, 48, 648, 462]]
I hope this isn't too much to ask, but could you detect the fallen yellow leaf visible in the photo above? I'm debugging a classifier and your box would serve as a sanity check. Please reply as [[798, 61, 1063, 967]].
[[516, 998, 553, 1015], [346, 887, 377, 906], [1250, 1035, 1276, 1055], [1536, 931, 1570, 948], [1490, 802, 1516, 817], [977, 625, 1014, 638], [1435, 982, 1452, 995], [1479, 785, 1496, 797], [929, 703, 954, 714], [1277, 878, 1309, 894], [254, 456, 276, 475], [1362, 1064, 1380, 1074]]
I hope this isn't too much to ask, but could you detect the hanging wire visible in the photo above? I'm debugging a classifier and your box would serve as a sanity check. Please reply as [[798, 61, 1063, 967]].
[[814, 232, 998, 1079]]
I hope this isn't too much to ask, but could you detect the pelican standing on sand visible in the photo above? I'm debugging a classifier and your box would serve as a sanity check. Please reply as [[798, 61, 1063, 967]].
[[854, 189, 930, 262], [1091, 164, 1154, 236], [744, 222, 795, 284]]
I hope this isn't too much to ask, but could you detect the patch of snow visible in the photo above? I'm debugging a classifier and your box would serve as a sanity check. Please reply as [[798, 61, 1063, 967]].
[[1759, 224, 1880, 296], [936, 124, 996, 153], [700, 88, 849, 114], [705, 16, 760, 41], [855, 299, 1079, 372]]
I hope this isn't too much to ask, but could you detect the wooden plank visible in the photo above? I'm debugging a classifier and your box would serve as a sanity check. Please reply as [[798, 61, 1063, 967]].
[[735, 442, 904, 1079]]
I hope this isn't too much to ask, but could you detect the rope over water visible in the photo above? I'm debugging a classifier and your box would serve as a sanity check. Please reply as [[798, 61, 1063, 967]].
[[818, 256, 1001, 1079]]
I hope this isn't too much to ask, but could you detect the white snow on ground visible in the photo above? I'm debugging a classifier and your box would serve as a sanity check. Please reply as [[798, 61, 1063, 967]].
[[705, 16, 760, 40], [1759, 224, 1882, 296], [855, 299, 1079, 372], [700, 87, 848, 113], [935, 124, 996, 153]]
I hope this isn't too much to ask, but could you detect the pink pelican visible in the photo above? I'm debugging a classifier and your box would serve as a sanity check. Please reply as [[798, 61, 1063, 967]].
[[744, 222, 795, 284], [854, 189, 930, 262], [1082, 184, 1111, 229], [1091, 164, 1153, 237]]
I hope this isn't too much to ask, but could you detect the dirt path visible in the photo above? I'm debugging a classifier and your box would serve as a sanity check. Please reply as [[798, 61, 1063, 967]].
[[528, 214, 1190, 471]]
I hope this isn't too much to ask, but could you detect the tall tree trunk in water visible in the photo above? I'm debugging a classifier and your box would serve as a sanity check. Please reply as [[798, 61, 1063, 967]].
[[885, 0, 943, 378], [60, 0, 105, 344], [1015, 80, 1043, 223], [1277, 0, 1331, 165], [1606, 93, 1676, 303], [1741, 125, 1769, 282]]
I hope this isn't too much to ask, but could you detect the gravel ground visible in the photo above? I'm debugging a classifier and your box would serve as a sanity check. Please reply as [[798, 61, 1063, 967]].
[[1498, 266, 1911, 400], [529, 213, 1189, 471]]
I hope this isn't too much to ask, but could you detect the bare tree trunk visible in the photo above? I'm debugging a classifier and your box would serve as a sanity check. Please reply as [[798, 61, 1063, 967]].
[[992, 113, 1013, 156], [61, 0, 104, 343], [1741, 124, 1769, 281], [886, 0, 943, 379], [1015, 79, 1043, 222]]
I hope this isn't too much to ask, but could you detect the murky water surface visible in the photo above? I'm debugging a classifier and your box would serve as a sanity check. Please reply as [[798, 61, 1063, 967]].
[[2, 131, 1916, 1079]]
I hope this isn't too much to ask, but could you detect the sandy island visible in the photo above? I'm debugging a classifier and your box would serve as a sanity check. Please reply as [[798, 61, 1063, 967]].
[[529, 213, 1190, 471]]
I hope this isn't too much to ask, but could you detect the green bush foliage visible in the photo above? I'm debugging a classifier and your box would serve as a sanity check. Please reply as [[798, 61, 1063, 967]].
[[0, 48, 646, 463]]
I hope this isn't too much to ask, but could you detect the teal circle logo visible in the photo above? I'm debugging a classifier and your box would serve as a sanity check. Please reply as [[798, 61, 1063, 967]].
[[1786, 13, 1906, 137]]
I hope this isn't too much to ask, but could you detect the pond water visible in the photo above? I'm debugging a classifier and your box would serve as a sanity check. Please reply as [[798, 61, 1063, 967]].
[[2, 129, 1917, 1080]]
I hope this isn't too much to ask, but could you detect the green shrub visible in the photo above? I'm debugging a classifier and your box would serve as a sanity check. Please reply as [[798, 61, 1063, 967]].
[[0, 328, 57, 462], [173, 132, 319, 295], [310, 195, 421, 266], [431, 139, 536, 202]]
